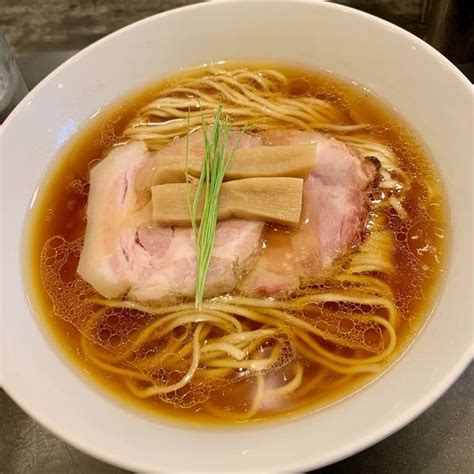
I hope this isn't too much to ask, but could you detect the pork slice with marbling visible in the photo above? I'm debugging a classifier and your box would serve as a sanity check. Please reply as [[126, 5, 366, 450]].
[[239, 130, 379, 297], [78, 137, 264, 302]]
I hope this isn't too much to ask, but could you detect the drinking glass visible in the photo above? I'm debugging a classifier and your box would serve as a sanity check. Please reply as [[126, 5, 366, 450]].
[[0, 33, 28, 123]]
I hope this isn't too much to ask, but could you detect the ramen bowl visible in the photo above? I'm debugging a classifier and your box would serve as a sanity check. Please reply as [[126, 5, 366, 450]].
[[1, 1, 472, 472]]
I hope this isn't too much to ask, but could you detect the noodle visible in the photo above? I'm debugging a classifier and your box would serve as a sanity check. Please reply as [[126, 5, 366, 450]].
[[123, 323, 204, 397], [201, 342, 247, 361], [68, 229, 400, 419], [124, 67, 365, 145], [82, 293, 397, 396]]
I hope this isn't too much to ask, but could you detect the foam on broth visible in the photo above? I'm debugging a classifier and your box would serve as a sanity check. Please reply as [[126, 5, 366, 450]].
[[26, 62, 449, 425]]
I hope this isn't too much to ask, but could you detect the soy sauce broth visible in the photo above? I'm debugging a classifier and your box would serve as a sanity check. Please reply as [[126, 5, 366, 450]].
[[25, 62, 449, 425]]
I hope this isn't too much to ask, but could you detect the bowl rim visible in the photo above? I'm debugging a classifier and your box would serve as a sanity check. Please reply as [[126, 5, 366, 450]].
[[1, 1, 472, 134], [2, 1, 473, 472]]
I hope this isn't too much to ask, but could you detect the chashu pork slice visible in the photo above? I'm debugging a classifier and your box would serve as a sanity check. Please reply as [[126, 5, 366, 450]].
[[239, 130, 379, 297], [78, 135, 264, 302]]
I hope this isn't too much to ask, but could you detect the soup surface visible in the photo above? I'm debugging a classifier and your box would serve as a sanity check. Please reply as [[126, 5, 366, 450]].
[[27, 63, 449, 425]]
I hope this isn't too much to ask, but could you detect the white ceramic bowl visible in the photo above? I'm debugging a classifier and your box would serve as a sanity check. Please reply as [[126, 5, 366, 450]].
[[1, 1, 473, 472]]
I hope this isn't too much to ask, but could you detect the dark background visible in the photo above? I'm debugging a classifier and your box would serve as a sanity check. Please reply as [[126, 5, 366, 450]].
[[1, 1, 473, 473]]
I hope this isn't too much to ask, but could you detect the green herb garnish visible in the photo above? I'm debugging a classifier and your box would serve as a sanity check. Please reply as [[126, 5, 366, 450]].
[[185, 106, 245, 309]]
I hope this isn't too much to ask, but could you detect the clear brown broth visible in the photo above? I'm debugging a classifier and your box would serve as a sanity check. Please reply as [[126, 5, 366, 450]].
[[26, 62, 449, 425]]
